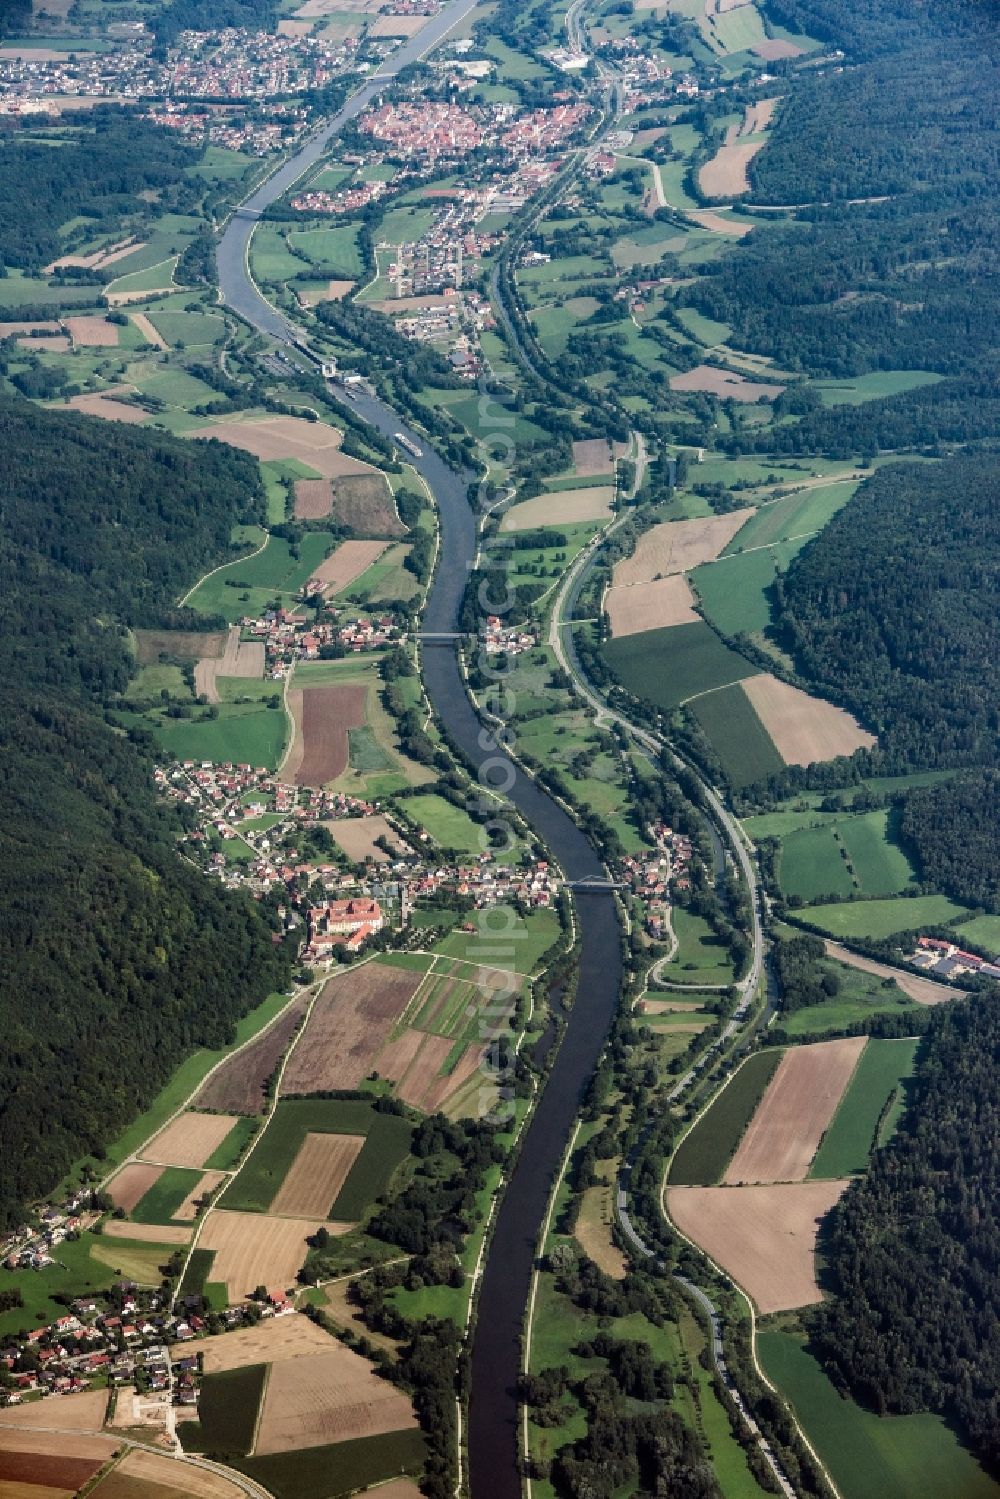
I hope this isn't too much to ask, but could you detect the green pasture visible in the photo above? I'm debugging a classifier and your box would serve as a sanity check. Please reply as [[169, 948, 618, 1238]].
[[810, 1037, 919, 1178], [952, 914, 1000, 957], [757, 1333, 1000, 1499], [187, 532, 338, 620], [692, 548, 780, 636], [689, 683, 783, 789], [289, 224, 363, 276], [129, 1166, 203, 1225], [148, 310, 225, 347], [219, 1098, 412, 1221], [722, 482, 858, 553], [430, 906, 560, 976], [814, 371, 943, 406], [798, 894, 969, 940], [604, 621, 757, 711], [655, 907, 735, 986], [149, 698, 288, 771]]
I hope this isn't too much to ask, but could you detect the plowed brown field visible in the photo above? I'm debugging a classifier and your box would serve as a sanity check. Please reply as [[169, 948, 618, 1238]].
[[670, 365, 784, 400], [724, 1038, 866, 1184], [106, 1163, 163, 1214], [289, 683, 367, 786], [270, 1133, 365, 1218], [572, 438, 614, 475], [195, 997, 307, 1114], [281, 963, 421, 1093], [667, 1180, 849, 1312], [254, 1344, 417, 1454]]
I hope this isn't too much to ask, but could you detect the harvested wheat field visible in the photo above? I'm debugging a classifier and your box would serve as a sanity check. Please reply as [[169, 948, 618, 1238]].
[[196, 996, 307, 1115], [129, 312, 167, 350], [106, 287, 173, 307], [64, 316, 119, 347], [194, 626, 265, 704], [606, 574, 700, 637], [0, 1424, 115, 1497], [173, 1169, 227, 1221], [0, 1429, 115, 1461], [298, 279, 356, 305], [17, 334, 70, 352], [699, 101, 778, 197], [270, 1133, 365, 1218], [93, 1446, 249, 1499], [753, 36, 802, 58], [197, 1210, 329, 1302], [500, 486, 614, 532], [254, 1343, 418, 1455], [142, 1111, 239, 1169], [670, 364, 784, 400], [0, 1483, 71, 1499], [309, 538, 388, 592], [194, 415, 373, 479], [370, 11, 426, 32], [328, 813, 409, 863], [743, 97, 779, 134], [66, 387, 147, 424], [822, 941, 957, 1005], [0, 1389, 108, 1432], [281, 963, 422, 1093], [45, 237, 139, 273], [106, 1163, 163, 1214], [572, 438, 614, 475], [668, 1180, 848, 1313], [298, 473, 405, 535], [614, 511, 753, 586], [198, 1310, 341, 1373], [574, 1164, 627, 1279], [687, 208, 755, 236], [285, 683, 367, 786], [0, 320, 61, 336], [741, 674, 876, 765], [102, 1219, 192, 1245], [725, 1038, 866, 1184]]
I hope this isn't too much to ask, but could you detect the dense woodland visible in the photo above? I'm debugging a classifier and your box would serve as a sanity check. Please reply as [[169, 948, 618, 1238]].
[[680, 0, 1000, 450], [0, 396, 290, 1226], [813, 993, 1000, 1471], [0, 115, 196, 271], [900, 774, 1000, 914], [777, 456, 1000, 774]]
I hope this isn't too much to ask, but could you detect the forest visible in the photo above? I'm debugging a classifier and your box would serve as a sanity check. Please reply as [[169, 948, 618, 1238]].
[[677, 0, 1000, 449], [776, 455, 1000, 775], [0, 395, 290, 1227], [900, 774, 1000, 914], [813, 992, 1000, 1472], [0, 115, 196, 271]]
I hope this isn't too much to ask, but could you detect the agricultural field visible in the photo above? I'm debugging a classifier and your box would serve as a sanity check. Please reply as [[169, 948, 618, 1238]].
[[0, 1425, 116, 1497], [722, 481, 859, 552], [180, 1363, 267, 1455], [196, 1211, 329, 1303], [146, 689, 289, 771], [254, 1341, 417, 1454], [819, 941, 957, 1007], [604, 621, 757, 711], [741, 674, 877, 765], [667, 1179, 848, 1313], [196, 995, 308, 1116], [284, 683, 367, 786], [605, 574, 700, 637], [220, 1098, 412, 1221], [799, 894, 969, 940], [499, 486, 614, 531], [757, 1333, 1000, 1499], [810, 1037, 919, 1178], [615, 512, 756, 587], [724, 1038, 866, 1184], [669, 1050, 783, 1185], [398, 791, 492, 854], [184, 530, 339, 622], [689, 682, 784, 789], [142, 1111, 242, 1169], [239, 1429, 427, 1499], [813, 370, 944, 407], [650, 907, 735, 987], [777, 809, 919, 902], [281, 963, 423, 1094], [90, 1446, 251, 1499], [290, 656, 433, 798]]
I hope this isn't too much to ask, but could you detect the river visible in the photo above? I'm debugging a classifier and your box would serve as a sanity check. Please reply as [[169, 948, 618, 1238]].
[[215, 20, 625, 1493]]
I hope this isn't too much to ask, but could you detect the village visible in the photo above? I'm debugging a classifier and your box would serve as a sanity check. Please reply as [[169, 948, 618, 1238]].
[[617, 821, 694, 942]]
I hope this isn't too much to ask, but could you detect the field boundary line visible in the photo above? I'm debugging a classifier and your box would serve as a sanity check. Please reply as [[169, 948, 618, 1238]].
[[250, 1360, 271, 1456]]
